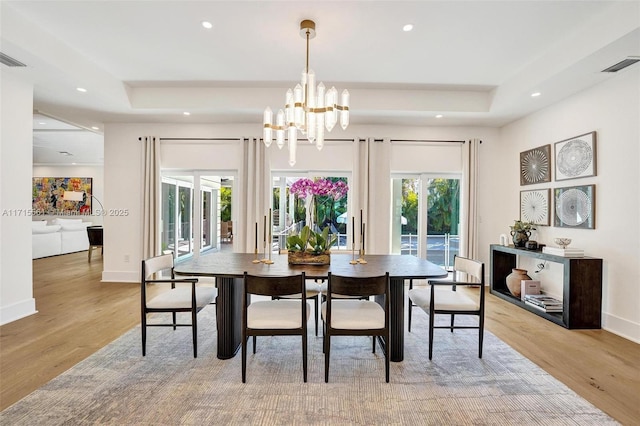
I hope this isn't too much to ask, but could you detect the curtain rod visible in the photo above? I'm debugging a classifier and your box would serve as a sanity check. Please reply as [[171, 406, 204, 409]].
[[388, 139, 466, 144]]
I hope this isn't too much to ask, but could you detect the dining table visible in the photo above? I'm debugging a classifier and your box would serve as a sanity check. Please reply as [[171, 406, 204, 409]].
[[174, 252, 448, 362]]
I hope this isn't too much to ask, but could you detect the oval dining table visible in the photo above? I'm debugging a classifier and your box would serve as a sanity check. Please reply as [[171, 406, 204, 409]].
[[175, 251, 448, 362]]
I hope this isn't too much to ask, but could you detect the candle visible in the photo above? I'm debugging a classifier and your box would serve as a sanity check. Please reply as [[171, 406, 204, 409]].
[[268, 208, 272, 244], [352, 216, 355, 248], [255, 222, 258, 252], [362, 222, 365, 252], [263, 215, 266, 243]]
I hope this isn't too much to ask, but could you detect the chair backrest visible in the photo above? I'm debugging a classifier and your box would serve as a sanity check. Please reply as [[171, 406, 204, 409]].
[[453, 255, 484, 284], [327, 273, 389, 298], [244, 273, 306, 298], [142, 253, 174, 281], [87, 226, 103, 245]]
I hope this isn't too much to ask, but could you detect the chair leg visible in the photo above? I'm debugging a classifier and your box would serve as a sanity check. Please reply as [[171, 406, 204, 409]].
[[479, 317, 485, 359], [314, 295, 319, 337], [172, 312, 177, 330], [242, 335, 248, 383], [192, 309, 198, 358], [302, 333, 308, 383], [450, 314, 455, 332], [372, 336, 376, 353], [253, 335, 257, 354], [385, 332, 390, 383], [408, 279, 413, 332], [141, 313, 147, 356], [324, 334, 331, 383], [429, 309, 435, 360]]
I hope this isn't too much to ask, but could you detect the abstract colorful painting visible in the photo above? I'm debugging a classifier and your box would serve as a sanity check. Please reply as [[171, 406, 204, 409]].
[[32, 177, 92, 215]]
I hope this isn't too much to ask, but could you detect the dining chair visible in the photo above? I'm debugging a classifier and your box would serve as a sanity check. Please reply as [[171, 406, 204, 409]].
[[141, 253, 217, 358], [242, 272, 309, 383], [322, 272, 390, 383], [272, 279, 322, 336], [408, 255, 485, 359], [86, 225, 103, 261]]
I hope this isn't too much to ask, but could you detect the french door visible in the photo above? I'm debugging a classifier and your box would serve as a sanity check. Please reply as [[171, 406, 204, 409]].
[[391, 174, 460, 269], [161, 173, 233, 259]]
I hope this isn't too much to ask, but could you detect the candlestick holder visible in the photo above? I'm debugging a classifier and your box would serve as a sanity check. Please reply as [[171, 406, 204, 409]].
[[261, 241, 268, 263], [349, 246, 358, 265], [252, 249, 260, 264], [357, 249, 367, 264]]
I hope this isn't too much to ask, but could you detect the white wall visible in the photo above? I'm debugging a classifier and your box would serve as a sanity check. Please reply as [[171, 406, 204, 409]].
[[0, 71, 36, 325], [480, 67, 640, 342], [32, 165, 105, 226]]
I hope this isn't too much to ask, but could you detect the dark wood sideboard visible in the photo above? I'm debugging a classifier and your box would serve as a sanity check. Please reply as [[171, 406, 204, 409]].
[[490, 244, 603, 329]]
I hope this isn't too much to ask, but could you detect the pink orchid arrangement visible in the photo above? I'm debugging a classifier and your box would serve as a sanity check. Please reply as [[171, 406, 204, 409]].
[[290, 178, 348, 201]]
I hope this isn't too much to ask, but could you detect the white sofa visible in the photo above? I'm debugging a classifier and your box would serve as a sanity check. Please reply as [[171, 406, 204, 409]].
[[32, 218, 91, 259]]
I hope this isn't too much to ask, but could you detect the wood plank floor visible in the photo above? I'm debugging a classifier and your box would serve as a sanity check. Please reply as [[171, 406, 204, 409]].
[[2, 251, 639, 424]]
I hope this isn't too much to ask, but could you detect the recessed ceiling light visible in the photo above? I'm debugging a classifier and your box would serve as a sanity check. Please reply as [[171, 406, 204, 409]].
[[91, 126, 99, 130], [76, 87, 87, 93], [183, 112, 191, 116], [435, 114, 443, 118], [71, 162, 77, 165], [531, 92, 541, 97], [39, 122, 46, 125], [403, 24, 413, 32], [201, 21, 213, 29]]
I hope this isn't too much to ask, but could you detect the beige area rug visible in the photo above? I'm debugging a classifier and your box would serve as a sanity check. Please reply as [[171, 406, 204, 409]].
[[1, 305, 616, 425]]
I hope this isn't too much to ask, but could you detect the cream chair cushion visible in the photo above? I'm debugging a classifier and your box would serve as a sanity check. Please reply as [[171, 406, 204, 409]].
[[146, 287, 216, 310], [322, 300, 385, 329], [409, 287, 478, 312], [247, 300, 311, 329]]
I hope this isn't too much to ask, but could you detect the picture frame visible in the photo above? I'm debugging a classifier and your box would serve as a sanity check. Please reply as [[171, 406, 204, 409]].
[[520, 188, 550, 226], [554, 131, 597, 181], [520, 144, 551, 185], [32, 177, 93, 215], [554, 184, 595, 229]]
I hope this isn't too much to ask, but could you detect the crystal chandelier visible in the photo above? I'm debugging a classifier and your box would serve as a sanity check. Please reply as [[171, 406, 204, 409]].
[[263, 19, 350, 166]]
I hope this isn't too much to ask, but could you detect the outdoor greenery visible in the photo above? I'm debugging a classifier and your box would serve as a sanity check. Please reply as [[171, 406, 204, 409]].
[[220, 187, 231, 222], [402, 178, 460, 235]]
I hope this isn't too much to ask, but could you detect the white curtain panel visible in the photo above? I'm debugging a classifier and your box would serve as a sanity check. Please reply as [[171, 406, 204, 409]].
[[461, 138, 480, 260], [353, 138, 391, 254], [141, 136, 161, 260], [238, 137, 269, 253]]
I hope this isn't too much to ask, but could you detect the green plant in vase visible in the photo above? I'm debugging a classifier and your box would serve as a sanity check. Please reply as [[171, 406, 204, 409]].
[[509, 220, 536, 248], [286, 225, 337, 264]]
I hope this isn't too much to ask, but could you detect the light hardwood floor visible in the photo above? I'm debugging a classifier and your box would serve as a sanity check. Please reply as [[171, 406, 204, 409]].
[[2, 251, 639, 424]]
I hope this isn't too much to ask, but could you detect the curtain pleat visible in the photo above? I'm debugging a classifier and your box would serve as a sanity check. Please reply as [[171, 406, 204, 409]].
[[462, 138, 480, 260], [239, 137, 269, 253], [141, 136, 161, 260]]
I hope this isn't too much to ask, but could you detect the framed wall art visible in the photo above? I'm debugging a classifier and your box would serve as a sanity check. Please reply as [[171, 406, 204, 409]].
[[520, 188, 550, 226], [554, 184, 595, 229], [32, 177, 92, 215], [554, 131, 597, 181], [520, 144, 551, 185]]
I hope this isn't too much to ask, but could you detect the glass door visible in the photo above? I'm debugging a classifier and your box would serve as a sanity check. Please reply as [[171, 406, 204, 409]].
[[391, 174, 460, 269]]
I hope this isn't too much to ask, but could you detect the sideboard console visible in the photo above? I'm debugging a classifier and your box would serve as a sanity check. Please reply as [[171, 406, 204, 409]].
[[489, 244, 603, 329]]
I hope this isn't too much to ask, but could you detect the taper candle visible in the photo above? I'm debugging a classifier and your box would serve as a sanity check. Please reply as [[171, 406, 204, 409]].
[[268, 209, 272, 243], [254, 222, 258, 252], [352, 216, 355, 248], [263, 215, 266, 243], [362, 223, 365, 252]]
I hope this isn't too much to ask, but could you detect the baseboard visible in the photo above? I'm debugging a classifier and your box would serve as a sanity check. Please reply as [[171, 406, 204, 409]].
[[0, 298, 37, 325], [101, 270, 139, 283], [602, 311, 640, 344]]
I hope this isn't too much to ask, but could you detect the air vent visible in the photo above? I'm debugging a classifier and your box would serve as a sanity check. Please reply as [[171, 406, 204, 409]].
[[0, 52, 26, 67], [601, 57, 640, 73]]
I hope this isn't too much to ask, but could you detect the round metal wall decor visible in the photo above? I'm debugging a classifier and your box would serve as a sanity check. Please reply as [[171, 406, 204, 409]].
[[557, 139, 593, 178], [520, 145, 551, 185]]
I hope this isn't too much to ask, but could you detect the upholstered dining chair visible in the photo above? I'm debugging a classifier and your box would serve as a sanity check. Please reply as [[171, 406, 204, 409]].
[[322, 272, 390, 383], [408, 255, 485, 359], [272, 279, 322, 336], [242, 272, 309, 383], [141, 253, 217, 358]]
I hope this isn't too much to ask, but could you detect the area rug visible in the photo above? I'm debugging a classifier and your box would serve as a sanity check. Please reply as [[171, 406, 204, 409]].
[[1, 306, 616, 425]]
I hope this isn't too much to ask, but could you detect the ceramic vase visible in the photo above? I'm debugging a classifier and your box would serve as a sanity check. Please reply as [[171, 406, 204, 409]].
[[505, 268, 531, 298]]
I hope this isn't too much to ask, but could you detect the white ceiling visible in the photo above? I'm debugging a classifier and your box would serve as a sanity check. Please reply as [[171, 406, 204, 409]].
[[2, 1, 639, 165]]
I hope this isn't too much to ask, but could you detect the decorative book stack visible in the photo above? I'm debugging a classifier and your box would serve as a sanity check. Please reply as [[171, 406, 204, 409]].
[[542, 246, 584, 257], [524, 294, 563, 313]]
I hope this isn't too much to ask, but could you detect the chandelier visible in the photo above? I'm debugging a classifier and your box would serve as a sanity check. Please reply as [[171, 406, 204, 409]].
[[263, 19, 350, 166]]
